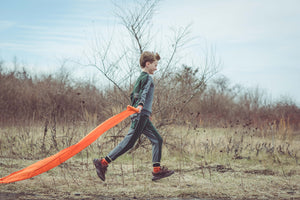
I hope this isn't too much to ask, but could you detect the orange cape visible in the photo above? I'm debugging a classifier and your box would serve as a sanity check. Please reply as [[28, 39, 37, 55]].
[[0, 106, 138, 184]]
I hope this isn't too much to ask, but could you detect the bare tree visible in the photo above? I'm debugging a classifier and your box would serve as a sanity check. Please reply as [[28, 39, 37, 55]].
[[82, 0, 161, 106], [153, 41, 221, 127], [84, 0, 220, 124], [113, 0, 160, 54]]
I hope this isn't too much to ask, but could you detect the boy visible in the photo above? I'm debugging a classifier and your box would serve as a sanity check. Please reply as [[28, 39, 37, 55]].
[[93, 51, 174, 181]]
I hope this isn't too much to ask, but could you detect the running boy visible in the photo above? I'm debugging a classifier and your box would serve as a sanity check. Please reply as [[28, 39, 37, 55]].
[[93, 51, 174, 181]]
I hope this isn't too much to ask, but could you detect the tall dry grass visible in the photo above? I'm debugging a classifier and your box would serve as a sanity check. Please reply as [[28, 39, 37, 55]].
[[0, 122, 299, 199]]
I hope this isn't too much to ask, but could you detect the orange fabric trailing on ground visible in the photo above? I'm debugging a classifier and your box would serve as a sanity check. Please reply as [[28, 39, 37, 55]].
[[0, 106, 139, 184]]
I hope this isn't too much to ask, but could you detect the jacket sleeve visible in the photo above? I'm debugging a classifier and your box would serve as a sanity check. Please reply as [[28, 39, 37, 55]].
[[138, 75, 152, 106]]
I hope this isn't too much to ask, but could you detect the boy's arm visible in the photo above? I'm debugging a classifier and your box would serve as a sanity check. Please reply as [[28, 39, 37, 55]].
[[138, 75, 152, 107]]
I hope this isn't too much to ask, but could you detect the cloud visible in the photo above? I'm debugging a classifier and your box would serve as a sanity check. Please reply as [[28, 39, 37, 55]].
[[154, 0, 300, 104], [0, 20, 15, 31], [157, 0, 300, 43]]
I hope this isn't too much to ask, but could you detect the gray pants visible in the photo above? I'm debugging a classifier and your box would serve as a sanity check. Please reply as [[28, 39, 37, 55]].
[[107, 113, 162, 164]]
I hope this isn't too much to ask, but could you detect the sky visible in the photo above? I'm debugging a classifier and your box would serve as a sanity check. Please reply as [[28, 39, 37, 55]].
[[1, 0, 300, 105]]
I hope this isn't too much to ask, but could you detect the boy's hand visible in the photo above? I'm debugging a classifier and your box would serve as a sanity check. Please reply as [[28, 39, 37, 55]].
[[137, 105, 143, 113]]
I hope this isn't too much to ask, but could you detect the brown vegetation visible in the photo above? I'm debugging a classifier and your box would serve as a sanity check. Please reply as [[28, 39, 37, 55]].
[[0, 123, 299, 199], [0, 64, 299, 132]]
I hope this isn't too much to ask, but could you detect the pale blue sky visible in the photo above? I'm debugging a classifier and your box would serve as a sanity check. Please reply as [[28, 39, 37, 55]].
[[1, 0, 300, 105]]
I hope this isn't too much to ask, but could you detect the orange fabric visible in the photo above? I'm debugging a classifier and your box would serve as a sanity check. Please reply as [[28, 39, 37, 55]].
[[0, 106, 139, 184]]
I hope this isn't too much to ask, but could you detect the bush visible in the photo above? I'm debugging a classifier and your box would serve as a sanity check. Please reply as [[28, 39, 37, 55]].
[[0, 61, 299, 130]]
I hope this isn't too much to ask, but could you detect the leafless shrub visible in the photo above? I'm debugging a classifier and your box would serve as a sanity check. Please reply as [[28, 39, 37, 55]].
[[0, 60, 109, 126]]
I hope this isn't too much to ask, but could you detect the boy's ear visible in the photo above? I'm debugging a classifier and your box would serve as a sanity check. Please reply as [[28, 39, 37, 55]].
[[145, 61, 151, 67]]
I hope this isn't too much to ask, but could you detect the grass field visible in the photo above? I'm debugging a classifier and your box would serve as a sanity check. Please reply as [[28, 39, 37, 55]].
[[0, 122, 299, 200]]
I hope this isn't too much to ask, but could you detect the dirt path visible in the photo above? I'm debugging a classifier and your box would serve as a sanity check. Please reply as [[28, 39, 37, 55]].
[[0, 192, 212, 200]]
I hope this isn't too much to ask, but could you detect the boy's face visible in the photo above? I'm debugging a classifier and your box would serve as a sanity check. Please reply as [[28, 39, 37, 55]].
[[145, 60, 158, 75]]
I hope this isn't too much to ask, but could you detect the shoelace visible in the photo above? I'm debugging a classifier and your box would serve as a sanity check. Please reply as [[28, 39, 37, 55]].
[[160, 166, 169, 172]]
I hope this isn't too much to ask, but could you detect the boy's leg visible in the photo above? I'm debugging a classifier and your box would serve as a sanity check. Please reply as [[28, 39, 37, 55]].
[[143, 121, 174, 181], [143, 120, 163, 165], [108, 114, 148, 161], [93, 114, 149, 181]]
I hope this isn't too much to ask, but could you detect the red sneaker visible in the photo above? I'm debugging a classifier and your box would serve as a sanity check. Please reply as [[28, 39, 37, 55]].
[[152, 166, 174, 181], [93, 158, 108, 181]]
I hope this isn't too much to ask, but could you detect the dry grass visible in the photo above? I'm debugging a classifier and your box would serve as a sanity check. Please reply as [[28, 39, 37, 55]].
[[0, 123, 299, 200]]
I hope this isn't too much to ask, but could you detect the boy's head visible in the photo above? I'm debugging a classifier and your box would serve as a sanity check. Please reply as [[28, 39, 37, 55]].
[[140, 51, 160, 68]]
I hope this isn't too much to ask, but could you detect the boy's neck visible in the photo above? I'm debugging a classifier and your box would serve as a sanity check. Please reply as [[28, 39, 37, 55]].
[[142, 68, 150, 74]]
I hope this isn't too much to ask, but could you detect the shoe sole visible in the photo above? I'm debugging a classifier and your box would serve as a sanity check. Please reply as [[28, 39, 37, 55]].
[[93, 159, 105, 181], [152, 171, 174, 181]]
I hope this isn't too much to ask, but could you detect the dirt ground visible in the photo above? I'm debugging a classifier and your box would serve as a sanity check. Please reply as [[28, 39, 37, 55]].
[[0, 192, 213, 200]]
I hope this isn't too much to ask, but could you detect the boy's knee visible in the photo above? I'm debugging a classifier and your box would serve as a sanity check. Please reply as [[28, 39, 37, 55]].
[[156, 135, 163, 146], [127, 141, 135, 150], [159, 136, 163, 144]]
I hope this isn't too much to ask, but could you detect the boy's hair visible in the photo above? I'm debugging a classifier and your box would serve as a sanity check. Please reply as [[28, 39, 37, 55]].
[[140, 51, 160, 68]]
